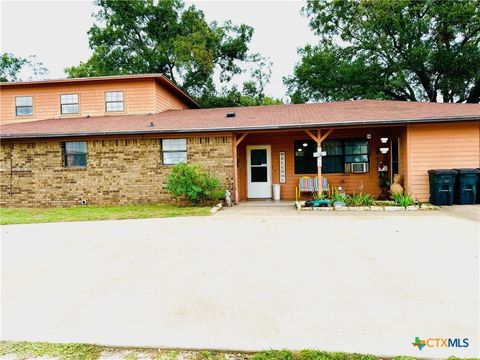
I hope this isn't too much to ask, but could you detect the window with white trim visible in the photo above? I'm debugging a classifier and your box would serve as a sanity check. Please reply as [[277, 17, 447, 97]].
[[60, 94, 79, 114], [105, 91, 124, 112], [15, 96, 33, 116], [161, 139, 187, 165]]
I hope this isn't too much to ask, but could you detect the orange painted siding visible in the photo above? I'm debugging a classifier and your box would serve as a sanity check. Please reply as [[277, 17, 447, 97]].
[[154, 80, 190, 112], [407, 122, 480, 202], [0, 78, 192, 125], [237, 127, 400, 200]]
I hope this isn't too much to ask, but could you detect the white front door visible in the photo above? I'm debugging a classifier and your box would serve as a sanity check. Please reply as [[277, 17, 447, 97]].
[[247, 145, 272, 199]]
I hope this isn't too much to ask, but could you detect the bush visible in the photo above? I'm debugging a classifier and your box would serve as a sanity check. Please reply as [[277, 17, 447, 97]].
[[345, 193, 376, 207], [166, 163, 225, 205], [329, 190, 347, 205], [392, 192, 415, 207]]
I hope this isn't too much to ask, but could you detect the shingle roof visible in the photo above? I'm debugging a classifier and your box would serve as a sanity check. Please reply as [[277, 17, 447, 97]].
[[1, 100, 479, 139]]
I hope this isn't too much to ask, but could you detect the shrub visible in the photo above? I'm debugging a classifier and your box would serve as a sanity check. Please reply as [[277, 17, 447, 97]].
[[346, 193, 375, 207], [392, 192, 415, 207], [166, 163, 225, 205], [329, 190, 347, 205], [312, 190, 326, 200]]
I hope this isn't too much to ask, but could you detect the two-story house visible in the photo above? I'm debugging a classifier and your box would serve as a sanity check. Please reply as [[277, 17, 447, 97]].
[[0, 74, 479, 207]]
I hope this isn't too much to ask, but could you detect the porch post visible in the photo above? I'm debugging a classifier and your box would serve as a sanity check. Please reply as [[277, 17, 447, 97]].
[[317, 129, 322, 193], [233, 134, 239, 204], [232, 132, 249, 204], [304, 128, 334, 194]]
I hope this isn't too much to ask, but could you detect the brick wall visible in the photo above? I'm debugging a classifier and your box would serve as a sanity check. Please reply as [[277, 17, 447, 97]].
[[0, 135, 233, 207]]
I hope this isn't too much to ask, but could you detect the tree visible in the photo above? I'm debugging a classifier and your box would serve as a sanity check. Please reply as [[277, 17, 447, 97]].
[[65, 0, 254, 99], [285, 0, 480, 103], [242, 54, 273, 102], [0, 53, 49, 82], [0, 53, 28, 82], [27, 55, 49, 80]]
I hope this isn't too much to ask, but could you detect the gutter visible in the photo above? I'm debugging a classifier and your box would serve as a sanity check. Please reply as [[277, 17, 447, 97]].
[[1, 115, 479, 140]]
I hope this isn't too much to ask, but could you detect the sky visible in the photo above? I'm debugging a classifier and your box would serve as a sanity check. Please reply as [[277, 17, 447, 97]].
[[1, 0, 318, 98]]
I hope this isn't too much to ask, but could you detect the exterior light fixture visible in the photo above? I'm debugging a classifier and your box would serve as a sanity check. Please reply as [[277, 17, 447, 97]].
[[303, 142, 308, 147], [381, 137, 389, 143], [366, 133, 372, 139], [379, 147, 389, 154], [297, 148, 303, 152]]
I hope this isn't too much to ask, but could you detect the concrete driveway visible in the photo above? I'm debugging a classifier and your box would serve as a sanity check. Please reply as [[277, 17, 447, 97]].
[[1, 206, 479, 358]]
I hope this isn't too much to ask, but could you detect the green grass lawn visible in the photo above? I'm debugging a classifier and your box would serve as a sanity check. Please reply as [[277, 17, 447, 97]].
[[0, 204, 211, 225], [1, 342, 476, 360]]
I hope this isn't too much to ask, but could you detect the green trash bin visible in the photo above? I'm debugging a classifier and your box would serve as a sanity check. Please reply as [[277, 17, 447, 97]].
[[453, 168, 480, 205], [428, 169, 457, 206]]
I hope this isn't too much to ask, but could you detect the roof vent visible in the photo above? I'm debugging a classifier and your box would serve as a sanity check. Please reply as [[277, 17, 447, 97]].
[[226, 112, 236, 118], [148, 122, 155, 127]]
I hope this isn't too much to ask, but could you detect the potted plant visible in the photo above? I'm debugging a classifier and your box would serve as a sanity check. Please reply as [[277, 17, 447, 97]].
[[378, 170, 391, 200]]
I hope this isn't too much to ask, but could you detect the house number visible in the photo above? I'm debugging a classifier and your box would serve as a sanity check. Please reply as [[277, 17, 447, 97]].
[[279, 151, 286, 183]]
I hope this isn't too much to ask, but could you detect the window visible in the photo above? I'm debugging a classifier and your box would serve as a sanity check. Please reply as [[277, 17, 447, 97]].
[[322, 140, 344, 173], [344, 140, 369, 163], [15, 96, 33, 116], [162, 139, 187, 165], [64, 142, 87, 167], [60, 94, 79, 114], [294, 139, 370, 174], [105, 91, 124, 112], [294, 139, 317, 174]]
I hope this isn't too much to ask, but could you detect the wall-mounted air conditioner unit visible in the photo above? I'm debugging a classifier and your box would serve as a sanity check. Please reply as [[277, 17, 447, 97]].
[[351, 162, 368, 173]]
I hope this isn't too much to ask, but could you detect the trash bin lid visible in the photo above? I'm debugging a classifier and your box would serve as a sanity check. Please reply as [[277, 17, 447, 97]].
[[452, 168, 480, 173], [428, 169, 457, 174]]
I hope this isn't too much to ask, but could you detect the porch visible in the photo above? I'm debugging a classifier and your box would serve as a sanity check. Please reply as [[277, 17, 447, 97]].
[[232, 125, 407, 203]]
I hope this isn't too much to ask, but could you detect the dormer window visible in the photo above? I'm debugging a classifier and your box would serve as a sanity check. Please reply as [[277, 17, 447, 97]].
[[60, 94, 79, 114], [15, 96, 33, 116], [105, 91, 124, 112]]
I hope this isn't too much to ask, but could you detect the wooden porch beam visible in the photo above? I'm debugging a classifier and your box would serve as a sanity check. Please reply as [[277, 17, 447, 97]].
[[304, 129, 319, 142], [319, 128, 334, 142], [235, 132, 249, 146]]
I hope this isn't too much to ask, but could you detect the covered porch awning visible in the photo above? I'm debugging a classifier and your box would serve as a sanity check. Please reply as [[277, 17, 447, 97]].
[[231, 124, 405, 203]]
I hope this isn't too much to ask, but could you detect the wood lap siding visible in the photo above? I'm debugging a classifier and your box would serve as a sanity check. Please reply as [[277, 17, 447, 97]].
[[407, 122, 480, 202], [155, 81, 190, 112], [1, 78, 190, 125]]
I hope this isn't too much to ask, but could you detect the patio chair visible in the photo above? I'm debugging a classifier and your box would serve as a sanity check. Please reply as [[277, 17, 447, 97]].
[[295, 176, 329, 201]]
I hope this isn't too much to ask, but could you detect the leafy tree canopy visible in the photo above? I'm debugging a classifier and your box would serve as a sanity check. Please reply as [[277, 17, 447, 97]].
[[65, 0, 279, 107], [0, 53, 28, 82], [285, 0, 480, 103], [1, 53, 48, 82]]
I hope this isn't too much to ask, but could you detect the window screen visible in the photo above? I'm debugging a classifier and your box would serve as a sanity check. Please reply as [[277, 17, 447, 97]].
[[162, 139, 187, 165], [60, 94, 79, 114], [105, 91, 124, 112], [15, 96, 33, 116]]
